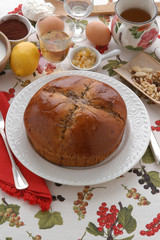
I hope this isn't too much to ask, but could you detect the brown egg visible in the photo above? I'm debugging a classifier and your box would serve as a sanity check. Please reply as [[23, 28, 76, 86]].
[[86, 21, 111, 46], [38, 16, 64, 36]]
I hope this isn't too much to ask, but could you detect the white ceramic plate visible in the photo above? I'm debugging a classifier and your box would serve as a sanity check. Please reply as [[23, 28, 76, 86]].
[[6, 71, 150, 186]]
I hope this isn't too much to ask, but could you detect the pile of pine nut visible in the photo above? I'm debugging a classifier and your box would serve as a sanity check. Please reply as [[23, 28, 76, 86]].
[[129, 65, 160, 101]]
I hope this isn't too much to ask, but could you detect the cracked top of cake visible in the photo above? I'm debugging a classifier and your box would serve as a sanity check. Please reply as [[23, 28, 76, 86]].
[[24, 75, 127, 167]]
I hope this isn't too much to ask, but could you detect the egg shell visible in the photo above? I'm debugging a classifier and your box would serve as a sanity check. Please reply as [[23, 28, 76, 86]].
[[86, 21, 111, 46], [38, 16, 64, 36]]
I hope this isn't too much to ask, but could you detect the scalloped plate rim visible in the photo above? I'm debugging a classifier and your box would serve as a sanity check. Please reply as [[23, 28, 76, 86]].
[[5, 70, 150, 186]]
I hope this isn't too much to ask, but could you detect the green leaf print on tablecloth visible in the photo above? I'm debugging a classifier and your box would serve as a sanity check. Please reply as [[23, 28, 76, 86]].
[[35, 210, 63, 229], [148, 171, 160, 187], [0, 199, 24, 227], [86, 222, 104, 236], [118, 205, 136, 234], [99, 15, 111, 26], [142, 147, 155, 164], [102, 58, 127, 76]]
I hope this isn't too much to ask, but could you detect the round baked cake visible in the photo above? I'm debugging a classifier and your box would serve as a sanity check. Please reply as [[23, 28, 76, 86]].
[[24, 75, 127, 167]]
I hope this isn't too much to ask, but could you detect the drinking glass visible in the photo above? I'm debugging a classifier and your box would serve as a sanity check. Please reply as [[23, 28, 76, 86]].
[[36, 15, 75, 70], [64, 0, 94, 42]]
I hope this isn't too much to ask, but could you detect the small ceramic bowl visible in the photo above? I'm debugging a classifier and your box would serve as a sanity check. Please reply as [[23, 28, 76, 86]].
[[0, 14, 35, 48], [0, 31, 11, 73], [68, 46, 121, 71]]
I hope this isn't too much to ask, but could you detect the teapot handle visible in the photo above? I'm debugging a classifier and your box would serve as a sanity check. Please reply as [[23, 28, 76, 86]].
[[101, 49, 121, 60]]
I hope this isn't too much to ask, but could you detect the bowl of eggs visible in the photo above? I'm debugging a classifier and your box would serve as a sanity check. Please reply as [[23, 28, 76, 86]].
[[69, 46, 121, 71], [0, 31, 11, 73]]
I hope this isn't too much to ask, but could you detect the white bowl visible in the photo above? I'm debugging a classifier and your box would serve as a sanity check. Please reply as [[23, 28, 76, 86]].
[[0, 14, 35, 48], [0, 31, 11, 73], [68, 46, 121, 71]]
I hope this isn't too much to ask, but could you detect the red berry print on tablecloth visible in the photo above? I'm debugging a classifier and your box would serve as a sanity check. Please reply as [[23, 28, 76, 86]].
[[36, 64, 44, 74], [8, 4, 23, 15], [151, 120, 160, 132], [26, 231, 42, 240], [84, 201, 136, 239], [37, 57, 56, 75], [73, 186, 106, 220], [99, 15, 111, 26], [1, 88, 15, 101], [45, 62, 56, 75], [38, 49, 42, 58], [0, 198, 24, 228], [97, 203, 123, 235], [122, 185, 150, 206], [1, 78, 32, 99], [95, 44, 108, 54], [35, 49, 55, 75], [140, 213, 160, 237]]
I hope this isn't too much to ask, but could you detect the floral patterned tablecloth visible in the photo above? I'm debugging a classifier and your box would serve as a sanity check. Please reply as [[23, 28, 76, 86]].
[[0, 1, 160, 240]]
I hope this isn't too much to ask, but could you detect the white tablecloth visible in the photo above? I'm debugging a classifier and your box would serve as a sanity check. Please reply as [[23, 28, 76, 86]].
[[0, 1, 160, 240]]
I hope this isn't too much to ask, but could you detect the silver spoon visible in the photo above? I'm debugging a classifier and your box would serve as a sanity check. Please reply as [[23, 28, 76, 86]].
[[0, 111, 29, 189]]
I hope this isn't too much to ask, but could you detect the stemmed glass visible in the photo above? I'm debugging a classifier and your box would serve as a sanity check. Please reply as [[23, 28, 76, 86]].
[[64, 0, 94, 42]]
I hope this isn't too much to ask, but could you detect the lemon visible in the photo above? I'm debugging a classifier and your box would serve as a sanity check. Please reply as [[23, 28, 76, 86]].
[[10, 42, 40, 77]]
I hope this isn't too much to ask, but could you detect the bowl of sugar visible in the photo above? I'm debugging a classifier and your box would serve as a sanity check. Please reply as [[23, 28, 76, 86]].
[[0, 32, 11, 73]]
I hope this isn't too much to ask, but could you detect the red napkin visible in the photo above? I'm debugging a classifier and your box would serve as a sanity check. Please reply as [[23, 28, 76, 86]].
[[0, 92, 52, 211]]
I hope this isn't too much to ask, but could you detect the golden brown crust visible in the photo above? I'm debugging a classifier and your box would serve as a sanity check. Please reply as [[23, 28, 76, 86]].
[[24, 75, 127, 167]]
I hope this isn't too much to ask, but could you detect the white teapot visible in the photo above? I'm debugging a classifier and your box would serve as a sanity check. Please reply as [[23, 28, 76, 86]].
[[111, 0, 159, 50]]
